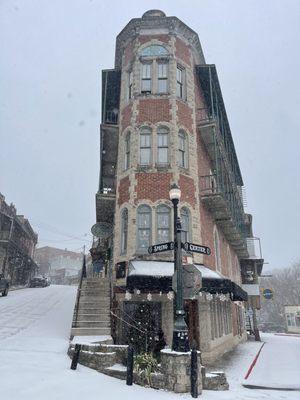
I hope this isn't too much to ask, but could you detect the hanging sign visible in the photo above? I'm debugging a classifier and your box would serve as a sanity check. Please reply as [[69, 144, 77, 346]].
[[183, 242, 211, 255]]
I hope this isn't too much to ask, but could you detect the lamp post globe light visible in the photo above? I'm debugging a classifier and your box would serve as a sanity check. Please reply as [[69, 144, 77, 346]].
[[169, 184, 190, 352]]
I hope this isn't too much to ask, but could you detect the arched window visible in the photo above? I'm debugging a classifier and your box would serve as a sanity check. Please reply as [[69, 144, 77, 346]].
[[140, 127, 152, 165], [121, 208, 128, 254], [156, 205, 171, 243], [214, 228, 221, 272], [137, 205, 152, 251], [157, 127, 169, 165], [124, 132, 130, 170], [181, 207, 190, 243], [178, 130, 188, 168], [140, 45, 169, 57]]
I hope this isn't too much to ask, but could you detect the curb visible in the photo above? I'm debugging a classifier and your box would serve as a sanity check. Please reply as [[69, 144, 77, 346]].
[[244, 342, 265, 380]]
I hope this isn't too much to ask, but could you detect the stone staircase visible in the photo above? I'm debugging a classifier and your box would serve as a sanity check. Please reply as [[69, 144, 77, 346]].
[[71, 277, 111, 338]]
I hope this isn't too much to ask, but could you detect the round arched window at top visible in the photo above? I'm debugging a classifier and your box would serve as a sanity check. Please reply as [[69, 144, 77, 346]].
[[140, 45, 169, 57]]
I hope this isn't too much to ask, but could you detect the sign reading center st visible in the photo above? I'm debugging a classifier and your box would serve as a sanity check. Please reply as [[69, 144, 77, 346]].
[[148, 242, 175, 254], [183, 242, 211, 256]]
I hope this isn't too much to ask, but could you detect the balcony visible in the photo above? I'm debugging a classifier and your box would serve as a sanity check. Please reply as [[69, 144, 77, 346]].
[[96, 189, 116, 225], [200, 174, 248, 258]]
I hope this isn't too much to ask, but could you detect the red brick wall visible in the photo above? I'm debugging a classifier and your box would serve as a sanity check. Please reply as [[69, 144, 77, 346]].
[[175, 37, 191, 66], [124, 40, 135, 66], [137, 99, 171, 124], [176, 101, 193, 133], [118, 176, 130, 206], [121, 103, 132, 131], [135, 172, 172, 202], [139, 35, 170, 45], [179, 174, 196, 208]]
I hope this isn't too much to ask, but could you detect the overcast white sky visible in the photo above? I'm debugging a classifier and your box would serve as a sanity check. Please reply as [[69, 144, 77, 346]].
[[1, 0, 299, 271]]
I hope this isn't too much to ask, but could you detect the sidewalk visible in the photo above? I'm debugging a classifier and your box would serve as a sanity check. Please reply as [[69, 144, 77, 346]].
[[243, 333, 300, 390]]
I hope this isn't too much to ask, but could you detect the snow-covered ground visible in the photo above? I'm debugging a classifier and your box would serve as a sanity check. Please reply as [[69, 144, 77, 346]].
[[0, 285, 299, 400]]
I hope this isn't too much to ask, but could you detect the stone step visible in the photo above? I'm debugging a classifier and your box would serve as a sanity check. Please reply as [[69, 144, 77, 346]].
[[80, 291, 110, 297], [84, 278, 109, 284], [71, 327, 111, 336], [73, 320, 110, 328], [103, 364, 127, 380], [73, 307, 110, 315], [75, 314, 110, 322], [79, 298, 110, 304]]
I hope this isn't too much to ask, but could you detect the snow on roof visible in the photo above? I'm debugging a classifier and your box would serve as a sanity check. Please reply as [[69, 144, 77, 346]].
[[129, 261, 174, 276], [129, 261, 222, 280]]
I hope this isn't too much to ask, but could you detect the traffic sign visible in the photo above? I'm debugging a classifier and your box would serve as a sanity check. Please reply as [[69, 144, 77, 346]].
[[148, 241, 175, 254], [263, 288, 273, 300], [183, 242, 211, 255]]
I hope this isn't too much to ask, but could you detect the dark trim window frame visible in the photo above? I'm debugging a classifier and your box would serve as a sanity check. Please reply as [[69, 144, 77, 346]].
[[141, 62, 152, 94], [139, 128, 152, 166], [157, 126, 169, 165], [156, 205, 171, 244], [178, 130, 188, 168], [176, 65, 185, 99], [124, 132, 130, 170]]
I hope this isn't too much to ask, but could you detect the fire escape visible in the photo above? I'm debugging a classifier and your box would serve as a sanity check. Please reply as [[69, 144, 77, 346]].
[[196, 65, 248, 258]]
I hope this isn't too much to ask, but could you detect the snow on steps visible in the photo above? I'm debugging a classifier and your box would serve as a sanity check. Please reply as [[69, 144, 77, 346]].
[[68, 341, 128, 379], [70, 277, 111, 338]]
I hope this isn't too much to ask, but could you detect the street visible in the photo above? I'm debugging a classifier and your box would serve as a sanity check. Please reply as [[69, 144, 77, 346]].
[[0, 286, 299, 400]]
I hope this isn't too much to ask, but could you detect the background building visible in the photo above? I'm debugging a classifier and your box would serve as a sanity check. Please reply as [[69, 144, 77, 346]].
[[0, 193, 38, 285], [35, 246, 83, 284], [95, 10, 262, 363]]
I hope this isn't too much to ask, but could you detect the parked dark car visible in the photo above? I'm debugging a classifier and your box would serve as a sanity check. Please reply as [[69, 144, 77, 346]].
[[29, 276, 48, 288], [0, 273, 9, 296]]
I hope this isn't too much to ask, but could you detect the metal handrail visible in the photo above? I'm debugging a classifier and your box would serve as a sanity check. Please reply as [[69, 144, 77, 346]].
[[72, 254, 86, 329]]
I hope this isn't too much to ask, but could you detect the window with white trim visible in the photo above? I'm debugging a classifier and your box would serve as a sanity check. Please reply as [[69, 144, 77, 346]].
[[156, 205, 170, 244], [139, 128, 152, 166], [137, 205, 152, 251], [141, 63, 152, 93], [181, 207, 190, 243], [124, 133, 130, 170], [120, 208, 128, 254], [128, 71, 133, 100], [214, 228, 221, 272], [157, 62, 168, 93], [157, 127, 169, 165], [178, 130, 188, 168], [176, 65, 185, 99]]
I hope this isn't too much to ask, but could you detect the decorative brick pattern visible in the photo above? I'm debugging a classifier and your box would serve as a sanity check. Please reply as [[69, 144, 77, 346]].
[[176, 101, 193, 133], [137, 99, 171, 124], [135, 172, 172, 202], [175, 37, 191, 66], [118, 176, 130, 206], [179, 174, 196, 208]]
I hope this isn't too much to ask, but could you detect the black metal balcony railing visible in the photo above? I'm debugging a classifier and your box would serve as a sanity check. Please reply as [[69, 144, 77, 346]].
[[200, 174, 248, 257], [105, 110, 118, 125]]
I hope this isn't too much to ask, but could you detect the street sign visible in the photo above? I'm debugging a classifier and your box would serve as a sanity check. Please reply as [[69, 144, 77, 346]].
[[263, 288, 273, 300], [183, 242, 211, 256], [148, 241, 175, 254], [91, 222, 113, 239]]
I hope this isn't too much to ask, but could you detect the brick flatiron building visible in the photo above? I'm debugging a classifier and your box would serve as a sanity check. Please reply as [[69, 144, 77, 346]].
[[95, 10, 262, 363]]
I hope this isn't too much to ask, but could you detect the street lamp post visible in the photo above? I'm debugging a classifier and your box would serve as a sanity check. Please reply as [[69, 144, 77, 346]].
[[169, 184, 190, 352]]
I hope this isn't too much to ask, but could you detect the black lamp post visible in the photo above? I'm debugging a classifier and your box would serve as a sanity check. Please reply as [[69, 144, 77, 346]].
[[169, 184, 190, 352]]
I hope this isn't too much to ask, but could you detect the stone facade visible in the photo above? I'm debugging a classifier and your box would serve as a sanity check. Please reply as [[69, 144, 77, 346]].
[[96, 9, 253, 365]]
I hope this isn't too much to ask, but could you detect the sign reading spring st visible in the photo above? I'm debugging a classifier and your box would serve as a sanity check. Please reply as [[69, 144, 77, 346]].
[[148, 242, 175, 254], [183, 242, 211, 256]]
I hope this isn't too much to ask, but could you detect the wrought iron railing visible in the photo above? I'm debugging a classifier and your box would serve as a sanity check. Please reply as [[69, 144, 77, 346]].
[[200, 173, 246, 238], [105, 110, 118, 125]]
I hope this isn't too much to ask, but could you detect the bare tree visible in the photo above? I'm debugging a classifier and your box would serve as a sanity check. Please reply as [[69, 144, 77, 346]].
[[259, 261, 300, 326]]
